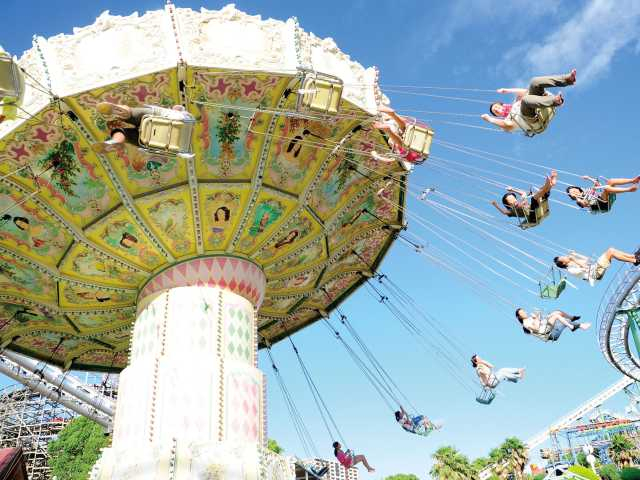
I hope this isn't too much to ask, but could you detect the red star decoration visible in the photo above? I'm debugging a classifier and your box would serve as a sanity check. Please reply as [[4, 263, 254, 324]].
[[209, 78, 230, 95], [242, 81, 259, 96], [133, 85, 152, 103], [11, 145, 29, 161], [33, 128, 51, 142]]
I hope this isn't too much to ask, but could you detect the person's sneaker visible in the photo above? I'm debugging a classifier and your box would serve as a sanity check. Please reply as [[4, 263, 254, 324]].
[[634, 250, 640, 266], [579, 322, 592, 330], [96, 102, 131, 119]]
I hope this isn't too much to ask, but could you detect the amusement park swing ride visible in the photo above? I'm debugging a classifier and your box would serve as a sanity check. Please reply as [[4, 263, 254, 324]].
[[1, 3, 639, 479]]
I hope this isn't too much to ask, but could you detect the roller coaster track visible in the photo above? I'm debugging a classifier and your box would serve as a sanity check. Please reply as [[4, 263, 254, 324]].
[[597, 263, 640, 380]]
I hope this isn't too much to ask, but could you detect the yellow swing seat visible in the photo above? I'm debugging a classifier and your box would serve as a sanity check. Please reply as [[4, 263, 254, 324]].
[[138, 115, 195, 157], [0, 52, 25, 121], [513, 105, 556, 137], [519, 197, 550, 230], [298, 71, 343, 115], [402, 123, 434, 158]]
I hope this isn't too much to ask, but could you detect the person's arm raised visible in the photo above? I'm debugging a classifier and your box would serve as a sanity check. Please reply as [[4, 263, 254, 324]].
[[491, 200, 510, 216]]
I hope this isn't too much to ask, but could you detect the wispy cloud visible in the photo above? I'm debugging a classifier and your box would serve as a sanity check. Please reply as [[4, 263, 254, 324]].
[[503, 0, 640, 85], [418, 0, 560, 57]]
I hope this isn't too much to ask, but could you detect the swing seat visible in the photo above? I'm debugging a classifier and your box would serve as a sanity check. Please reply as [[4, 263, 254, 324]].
[[476, 387, 496, 405], [589, 192, 616, 215], [515, 105, 555, 137], [519, 197, 549, 230], [539, 277, 567, 299], [0, 53, 25, 122], [299, 72, 343, 114], [402, 124, 434, 158], [138, 115, 195, 156], [297, 463, 329, 479]]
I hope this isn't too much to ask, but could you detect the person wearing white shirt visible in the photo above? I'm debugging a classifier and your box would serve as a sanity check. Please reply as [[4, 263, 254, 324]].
[[554, 247, 640, 286], [515, 308, 590, 342], [471, 354, 524, 387]]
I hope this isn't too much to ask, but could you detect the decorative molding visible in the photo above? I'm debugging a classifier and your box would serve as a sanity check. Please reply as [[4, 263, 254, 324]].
[[138, 256, 266, 308]]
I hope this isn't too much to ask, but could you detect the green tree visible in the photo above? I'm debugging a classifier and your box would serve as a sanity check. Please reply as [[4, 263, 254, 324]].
[[384, 475, 419, 480], [48, 417, 109, 480], [577, 451, 590, 468], [430, 446, 477, 480], [610, 434, 638, 469], [267, 438, 283, 454], [488, 437, 529, 480]]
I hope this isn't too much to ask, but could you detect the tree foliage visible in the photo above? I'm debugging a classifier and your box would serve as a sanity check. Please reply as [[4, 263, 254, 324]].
[[48, 417, 109, 480], [267, 438, 283, 454], [610, 434, 638, 469], [384, 475, 419, 480], [430, 446, 477, 480]]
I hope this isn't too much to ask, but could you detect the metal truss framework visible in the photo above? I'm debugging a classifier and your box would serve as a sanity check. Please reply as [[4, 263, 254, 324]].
[[598, 265, 640, 380], [0, 380, 116, 480]]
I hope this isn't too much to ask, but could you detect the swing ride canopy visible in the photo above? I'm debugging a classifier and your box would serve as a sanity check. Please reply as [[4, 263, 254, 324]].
[[0, 5, 406, 372]]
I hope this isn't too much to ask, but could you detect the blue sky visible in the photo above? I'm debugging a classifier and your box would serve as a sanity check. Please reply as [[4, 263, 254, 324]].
[[3, 0, 640, 478]]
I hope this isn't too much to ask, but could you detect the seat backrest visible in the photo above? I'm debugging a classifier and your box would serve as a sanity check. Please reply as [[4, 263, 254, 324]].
[[519, 197, 550, 229], [540, 278, 567, 299], [402, 124, 434, 157], [513, 106, 555, 137], [300, 73, 343, 114], [139, 115, 194, 153], [0, 55, 25, 103]]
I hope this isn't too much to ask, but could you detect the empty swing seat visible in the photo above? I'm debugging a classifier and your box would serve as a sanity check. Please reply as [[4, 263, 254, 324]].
[[299, 72, 343, 114], [402, 123, 434, 158], [0, 52, 25, 121], [519, 197, 550, 230], [138, 115, 195, 156], [539, 277, 567, 299]]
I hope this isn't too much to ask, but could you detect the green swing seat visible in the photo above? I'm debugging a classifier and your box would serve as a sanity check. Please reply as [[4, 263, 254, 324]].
[[539, 277, 567, 299]]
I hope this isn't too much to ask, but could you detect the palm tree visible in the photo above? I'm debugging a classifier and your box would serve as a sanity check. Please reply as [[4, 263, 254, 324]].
[[430, 446, 478, 480], [489, 438, 529, 480], [609, 433, 637, 468]]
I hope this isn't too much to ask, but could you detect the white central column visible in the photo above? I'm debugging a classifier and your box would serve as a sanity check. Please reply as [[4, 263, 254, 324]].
[[92, 257, 293, 480]]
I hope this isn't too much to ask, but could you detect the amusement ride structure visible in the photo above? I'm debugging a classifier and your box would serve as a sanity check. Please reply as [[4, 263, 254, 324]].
[[0, 3, 420, 479], [598, 260, 640, 380]]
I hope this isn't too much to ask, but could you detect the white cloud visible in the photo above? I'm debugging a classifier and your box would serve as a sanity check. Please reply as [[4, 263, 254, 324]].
[[506, 0, 640, 85], [419, 0, 560, 56]]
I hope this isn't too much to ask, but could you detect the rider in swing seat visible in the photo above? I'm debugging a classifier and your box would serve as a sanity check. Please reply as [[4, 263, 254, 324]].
[[554, 247, 640, 286], [481, 69, 576, 135], [515, 309, 590, 342], [93, 101, 195, 158], [332, 442, 375, 474], [394, 407, 441, 436], [491, 170, 557, 227], [566, 175, 639, 214], [471, 355, 525, 389], [371, 105, 428, 170]]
